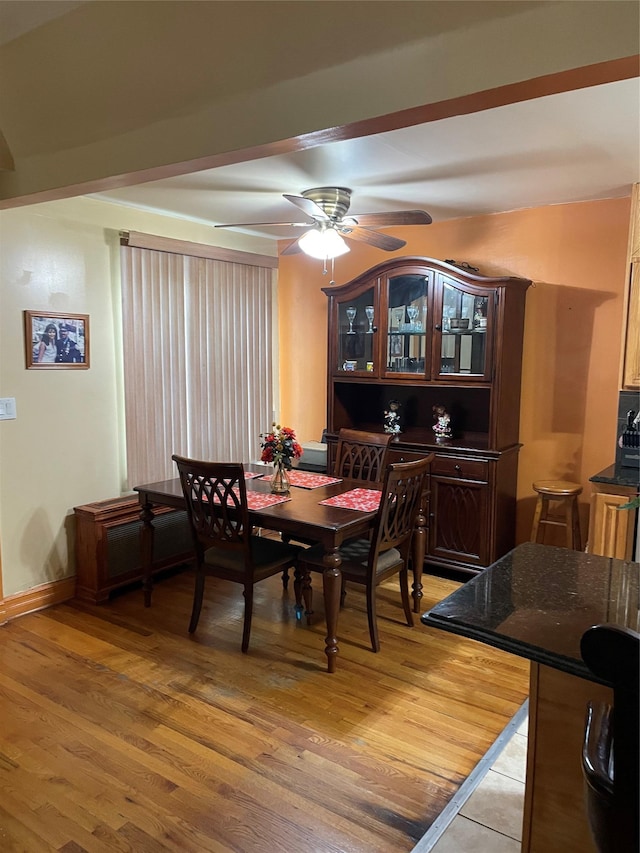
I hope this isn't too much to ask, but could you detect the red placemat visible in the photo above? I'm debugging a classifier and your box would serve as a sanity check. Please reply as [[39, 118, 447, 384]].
[[319, 488, 381, 512], [260, 470, 342, 489], [244, 471, 262, 479], [246, 492, 291, 509]]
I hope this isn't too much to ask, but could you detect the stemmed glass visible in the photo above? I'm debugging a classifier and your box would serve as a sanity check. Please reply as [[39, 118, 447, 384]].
[[345, 306, 357, 334], [365, 305, 375, 333], [407, 306, 419, 330]]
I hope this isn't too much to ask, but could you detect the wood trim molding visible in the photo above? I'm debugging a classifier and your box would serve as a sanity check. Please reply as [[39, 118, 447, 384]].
[[121, 231, 278, 270], [621, 183, 640, 389], [2, 577, 76, 624], [1, 57, 637, 211]]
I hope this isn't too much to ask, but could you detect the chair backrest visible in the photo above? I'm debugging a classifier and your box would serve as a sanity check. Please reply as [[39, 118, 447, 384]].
[[334, 428, 393, 483], [172, 454, 251, 562], [581, 623, 639, 788], [370, 455, 433, 566]]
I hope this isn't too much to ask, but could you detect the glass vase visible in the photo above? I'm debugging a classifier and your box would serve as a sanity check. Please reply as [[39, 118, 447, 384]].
[[271, 461, 290, 494]]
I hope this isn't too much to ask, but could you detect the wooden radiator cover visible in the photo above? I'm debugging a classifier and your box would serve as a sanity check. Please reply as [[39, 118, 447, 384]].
[[74, 495, 193, 603]]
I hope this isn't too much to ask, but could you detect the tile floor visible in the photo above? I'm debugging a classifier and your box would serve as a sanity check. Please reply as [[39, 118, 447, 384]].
[[413, 701, 529, 853]]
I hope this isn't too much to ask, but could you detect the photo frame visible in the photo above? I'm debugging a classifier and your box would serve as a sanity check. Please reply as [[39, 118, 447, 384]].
[[24, 311, 90, 369], [389, 306, 405, 331], [389, 334, 404, 357], [341, 332, 365, 360]]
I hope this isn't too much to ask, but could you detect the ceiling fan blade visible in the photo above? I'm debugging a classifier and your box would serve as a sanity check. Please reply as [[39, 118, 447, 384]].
[[349, 210, 432, 227], [283, 193, 330, 221], [341, 225, 406, 251], [214, 220, 312, 229]]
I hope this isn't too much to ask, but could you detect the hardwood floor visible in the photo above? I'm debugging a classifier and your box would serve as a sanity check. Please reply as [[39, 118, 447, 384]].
[[0, 568, 529, 852]]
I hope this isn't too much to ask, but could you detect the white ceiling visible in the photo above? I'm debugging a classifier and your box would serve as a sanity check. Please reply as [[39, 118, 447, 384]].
[[87, 78, 640, 243]]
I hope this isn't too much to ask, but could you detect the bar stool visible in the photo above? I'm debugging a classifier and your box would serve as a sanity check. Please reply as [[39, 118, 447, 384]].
[[531, 480, 583, 550]]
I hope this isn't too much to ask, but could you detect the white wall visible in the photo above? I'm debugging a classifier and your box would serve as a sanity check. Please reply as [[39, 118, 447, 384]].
[[0, 197, 273, 596]]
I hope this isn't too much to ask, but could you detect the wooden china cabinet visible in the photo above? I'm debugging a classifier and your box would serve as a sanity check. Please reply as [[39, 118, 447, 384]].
[[322, 257, 531, 577]]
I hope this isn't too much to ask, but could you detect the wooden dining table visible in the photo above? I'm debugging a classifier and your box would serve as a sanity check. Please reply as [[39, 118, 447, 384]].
[[134, 464, 428, 672]]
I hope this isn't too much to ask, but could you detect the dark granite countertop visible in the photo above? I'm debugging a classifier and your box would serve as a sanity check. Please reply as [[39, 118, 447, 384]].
[[590, 463, 640, 488], [421, 542, 639, 684]]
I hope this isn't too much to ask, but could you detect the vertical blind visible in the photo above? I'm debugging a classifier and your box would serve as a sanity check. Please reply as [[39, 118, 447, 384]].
[[121, 244, 275, 486]]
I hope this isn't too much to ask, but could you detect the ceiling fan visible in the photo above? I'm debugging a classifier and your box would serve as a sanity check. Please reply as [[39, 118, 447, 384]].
[[214, 187, 432, 259]]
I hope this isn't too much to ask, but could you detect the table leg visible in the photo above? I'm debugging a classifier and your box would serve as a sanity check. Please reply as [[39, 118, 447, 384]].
[[411, 500, 427, 613], [139, 500, 155, 607], [322, 547, 342, 673]]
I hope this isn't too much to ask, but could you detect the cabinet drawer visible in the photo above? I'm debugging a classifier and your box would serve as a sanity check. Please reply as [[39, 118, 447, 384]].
[[432, 455, 489, 482], [388, 449, 433, 465]]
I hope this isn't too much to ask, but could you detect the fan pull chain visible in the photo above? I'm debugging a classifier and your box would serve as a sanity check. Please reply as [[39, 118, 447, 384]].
[[330, 256, 336, 285]]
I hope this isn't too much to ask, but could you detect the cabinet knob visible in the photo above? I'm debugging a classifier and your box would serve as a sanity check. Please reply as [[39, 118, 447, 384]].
[[435, 324, 442, 331], [455, 464, 461, 472]]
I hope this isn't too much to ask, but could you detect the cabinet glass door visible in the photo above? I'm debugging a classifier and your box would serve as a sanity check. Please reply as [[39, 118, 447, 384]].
[[337, 286, 376, 373], [439, 282, 490, 378], [385, 273, 429, 375]]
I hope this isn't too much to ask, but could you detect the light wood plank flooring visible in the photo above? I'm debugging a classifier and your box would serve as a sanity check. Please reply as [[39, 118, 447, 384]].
[[0, 568, 529, 852]]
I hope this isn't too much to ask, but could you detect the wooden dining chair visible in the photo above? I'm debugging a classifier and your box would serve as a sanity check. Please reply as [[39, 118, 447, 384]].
[[281, 428, 394, 590], [296, 455, 432, 652], [333, 428, 393, 482], [172, 454, 300, 652]]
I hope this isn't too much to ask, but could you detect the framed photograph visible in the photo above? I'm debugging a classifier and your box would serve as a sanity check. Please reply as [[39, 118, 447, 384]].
[[341, 332, 365, 360], [389, 334, 404, 357], [24, 311, 90, 369], [389, 306, 405, 331]]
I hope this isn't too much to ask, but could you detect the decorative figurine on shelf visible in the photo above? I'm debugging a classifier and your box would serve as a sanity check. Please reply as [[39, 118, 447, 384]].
[[384, 400, 402, 437], [432, 404, 452, 444]]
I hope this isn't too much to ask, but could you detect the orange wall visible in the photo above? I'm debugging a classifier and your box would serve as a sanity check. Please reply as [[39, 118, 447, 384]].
[[278, 197, 631, 546]]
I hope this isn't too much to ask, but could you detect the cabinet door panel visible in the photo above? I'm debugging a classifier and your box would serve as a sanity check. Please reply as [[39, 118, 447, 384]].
[[336, 285, 377, 374], [430, 477, 491, 566], [383, 270, 431, 377], [432, 275, 495, 382]]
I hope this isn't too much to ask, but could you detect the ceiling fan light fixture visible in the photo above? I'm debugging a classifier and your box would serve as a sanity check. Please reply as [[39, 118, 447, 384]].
[[298, 227, 350, 260]]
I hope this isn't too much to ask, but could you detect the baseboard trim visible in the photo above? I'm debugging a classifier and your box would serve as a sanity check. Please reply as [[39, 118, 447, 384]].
[[2, 576, 76, 623]]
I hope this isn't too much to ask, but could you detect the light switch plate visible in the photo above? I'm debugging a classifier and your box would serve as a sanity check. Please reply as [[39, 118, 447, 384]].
[[0, 397, 17, 420]]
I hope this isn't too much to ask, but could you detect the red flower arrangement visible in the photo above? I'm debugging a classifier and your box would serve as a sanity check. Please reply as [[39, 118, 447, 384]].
[[260, 424, 303, 470]]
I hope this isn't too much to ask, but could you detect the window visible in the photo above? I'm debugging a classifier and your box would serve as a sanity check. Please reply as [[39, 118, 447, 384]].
[[120, 235, 276, 486]]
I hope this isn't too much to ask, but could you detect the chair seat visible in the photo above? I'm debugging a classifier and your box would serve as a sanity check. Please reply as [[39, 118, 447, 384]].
[[303, 538, 402, 578], [205, 535, 300, 577]]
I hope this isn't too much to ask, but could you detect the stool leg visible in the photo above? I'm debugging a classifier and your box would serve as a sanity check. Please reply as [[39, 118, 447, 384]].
[[564, 499, 574, 549], [571, 499, 582, 551], [531, 495, 545, 543]]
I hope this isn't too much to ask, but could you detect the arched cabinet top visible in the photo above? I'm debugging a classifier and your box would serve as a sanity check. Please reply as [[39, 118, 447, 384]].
[[322, 256, 531, 299]]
